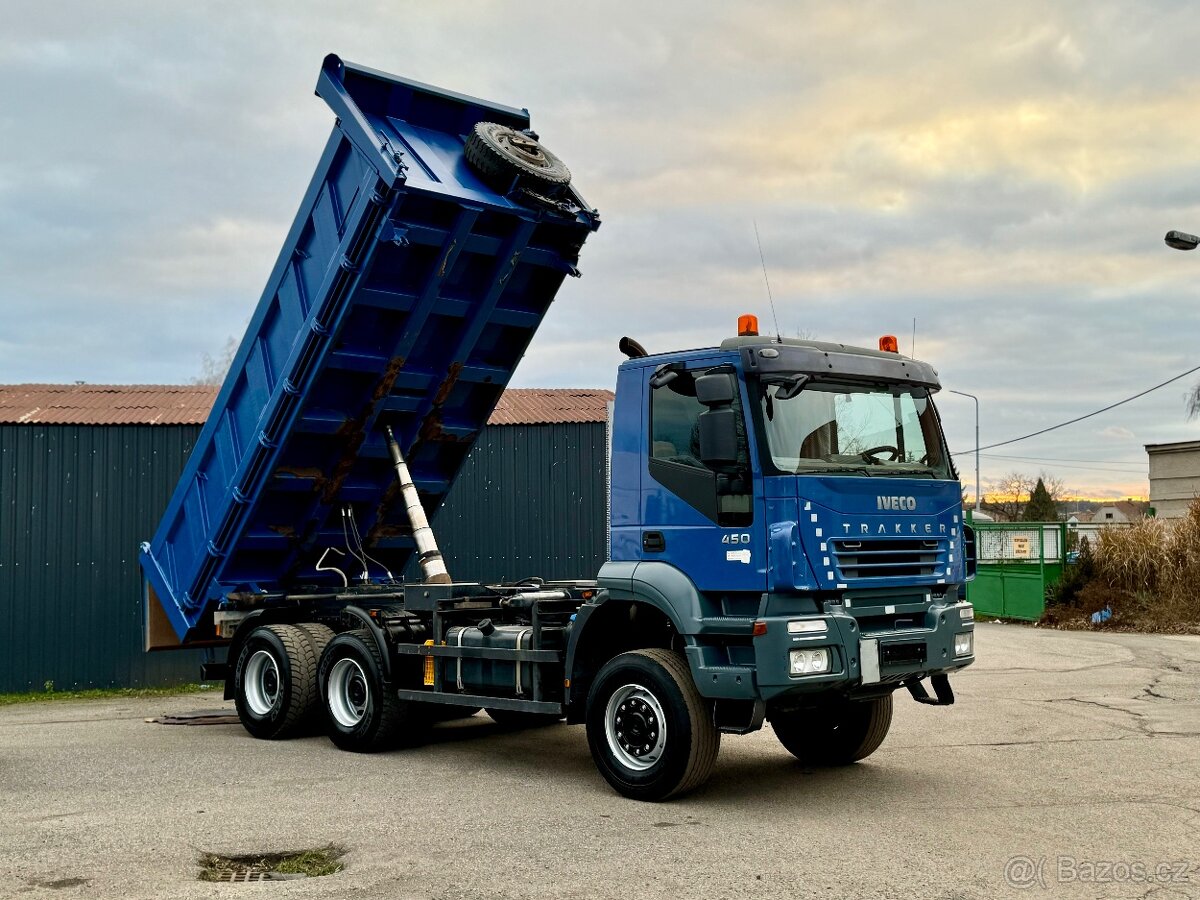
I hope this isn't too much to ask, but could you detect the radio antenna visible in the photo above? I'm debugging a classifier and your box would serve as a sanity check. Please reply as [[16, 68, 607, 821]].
[[752, 220, 783, 343]]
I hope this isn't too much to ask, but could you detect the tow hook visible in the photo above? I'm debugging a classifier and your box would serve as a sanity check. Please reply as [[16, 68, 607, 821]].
[[906, 674, 955, 706]]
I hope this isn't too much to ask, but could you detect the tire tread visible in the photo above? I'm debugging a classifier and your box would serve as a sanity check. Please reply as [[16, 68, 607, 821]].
[[616, 649, 721, 800], [464, 123, 571, 194], [772, 694, 893, 765], [261, 624, 318, 739], [326, 629, 406, 753], [295, 622, 335, 656], [848, 694, 893, 762]]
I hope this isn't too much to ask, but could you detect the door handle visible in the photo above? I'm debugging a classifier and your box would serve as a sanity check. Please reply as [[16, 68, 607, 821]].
[[642, 531, 666, 553]]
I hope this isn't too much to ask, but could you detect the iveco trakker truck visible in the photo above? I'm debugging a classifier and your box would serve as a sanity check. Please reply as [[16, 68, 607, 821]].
[[140, 55, 976, 801]]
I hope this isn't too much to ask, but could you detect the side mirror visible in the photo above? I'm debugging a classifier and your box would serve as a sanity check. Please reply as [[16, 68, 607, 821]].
[[698, 408, 738, 465], [696, 372, 740, 466], [695, 372, 735, 407]]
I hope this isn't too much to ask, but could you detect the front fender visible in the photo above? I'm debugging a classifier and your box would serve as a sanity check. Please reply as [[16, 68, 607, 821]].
[[597, 560, 705, 632], [566, 561, 757, 709]]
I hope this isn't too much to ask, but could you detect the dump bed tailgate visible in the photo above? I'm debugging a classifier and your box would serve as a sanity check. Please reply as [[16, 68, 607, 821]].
[[140, 55, 599, 642]]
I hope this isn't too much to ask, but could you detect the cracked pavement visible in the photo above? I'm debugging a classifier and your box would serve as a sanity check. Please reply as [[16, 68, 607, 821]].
[[0, 623, 1198, 899]]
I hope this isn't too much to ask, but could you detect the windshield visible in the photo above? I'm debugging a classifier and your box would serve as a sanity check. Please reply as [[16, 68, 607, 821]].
[[756, 378, 951, 477]]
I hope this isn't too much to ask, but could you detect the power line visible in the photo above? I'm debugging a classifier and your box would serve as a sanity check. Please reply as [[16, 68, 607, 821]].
[[949, 453, 1146, 475], [959, 451, 1146, 471], [977, 452, 1146, 466], [976, 362, 1200, 451]]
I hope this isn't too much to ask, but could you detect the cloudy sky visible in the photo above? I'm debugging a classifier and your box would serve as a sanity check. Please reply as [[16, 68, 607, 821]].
[[3, 2, 1199, 499]]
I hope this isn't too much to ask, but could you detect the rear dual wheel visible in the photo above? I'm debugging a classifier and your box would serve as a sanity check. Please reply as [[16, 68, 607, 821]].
[[233, 623, 329, 739], [234, 625, 444, 751], [318, 630, 412, 752]]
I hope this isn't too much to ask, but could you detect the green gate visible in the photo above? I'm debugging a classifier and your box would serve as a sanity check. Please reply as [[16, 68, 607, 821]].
[[966, 520, 1067, 621]]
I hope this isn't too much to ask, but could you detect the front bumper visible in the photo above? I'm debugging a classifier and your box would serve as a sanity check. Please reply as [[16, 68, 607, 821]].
[[687, 596, 975, 703]]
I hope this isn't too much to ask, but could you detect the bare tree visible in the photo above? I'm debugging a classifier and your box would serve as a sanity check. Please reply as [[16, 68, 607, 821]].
[[192, 336, 238, 387], [1189, 385, 1200, 419], [982, 470, 1068, 521], [984, 471, 1033, 521], [1040, 472, 1066, 502]]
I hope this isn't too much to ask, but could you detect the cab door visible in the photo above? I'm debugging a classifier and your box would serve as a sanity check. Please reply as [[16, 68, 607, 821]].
[[639, 361, 766, 593]]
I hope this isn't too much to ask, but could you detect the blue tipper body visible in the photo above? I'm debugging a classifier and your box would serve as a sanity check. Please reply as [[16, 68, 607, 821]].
[[140, 55, 599, 642]]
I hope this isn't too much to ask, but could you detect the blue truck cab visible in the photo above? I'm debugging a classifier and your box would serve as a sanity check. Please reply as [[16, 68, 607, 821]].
[[594, 329, 975, 737], [140, 56, 975, 803]]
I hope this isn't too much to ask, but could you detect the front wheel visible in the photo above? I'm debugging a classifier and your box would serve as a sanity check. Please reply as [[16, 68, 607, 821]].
[[771, 694, 893, 765], [585, 649, 720, 801], [318, 630, 411, 752]]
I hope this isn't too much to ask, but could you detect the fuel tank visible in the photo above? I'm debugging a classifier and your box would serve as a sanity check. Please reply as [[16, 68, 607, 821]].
[[440, 624, 565, 698]]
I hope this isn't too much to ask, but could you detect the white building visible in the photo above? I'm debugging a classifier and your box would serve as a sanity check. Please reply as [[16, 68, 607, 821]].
[[1086, 502, 1143, 525]]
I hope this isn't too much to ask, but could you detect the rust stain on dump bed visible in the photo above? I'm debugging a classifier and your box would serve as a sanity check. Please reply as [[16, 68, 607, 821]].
[[319, 356, 405, 506], [430, 361, 463, 407]]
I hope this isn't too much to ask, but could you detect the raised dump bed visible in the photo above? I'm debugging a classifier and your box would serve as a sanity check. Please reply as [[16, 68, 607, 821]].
[[140, 55, 599, 643]]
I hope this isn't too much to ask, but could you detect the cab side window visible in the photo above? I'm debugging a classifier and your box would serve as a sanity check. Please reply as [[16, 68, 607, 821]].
[[650, 382, 706, 469], [649, 370, 751, 525]]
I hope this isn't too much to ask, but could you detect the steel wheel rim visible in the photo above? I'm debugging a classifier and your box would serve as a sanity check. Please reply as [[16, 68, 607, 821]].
[[244, 649, 281, 716], [328, 658, 370, 727], [605, 683, 667, 771]]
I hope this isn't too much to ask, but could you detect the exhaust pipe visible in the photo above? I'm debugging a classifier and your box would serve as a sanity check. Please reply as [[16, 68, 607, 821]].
[[385, 426, 452, 584]]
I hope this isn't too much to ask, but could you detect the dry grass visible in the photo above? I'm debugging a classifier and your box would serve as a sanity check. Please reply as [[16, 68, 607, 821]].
[[1084, 500, 1200, 630]]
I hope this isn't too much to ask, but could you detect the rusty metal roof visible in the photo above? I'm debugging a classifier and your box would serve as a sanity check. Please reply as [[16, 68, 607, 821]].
[[0, 384, 612, 427], [0, 384, 220, 426], [488, 388, 612, 425]]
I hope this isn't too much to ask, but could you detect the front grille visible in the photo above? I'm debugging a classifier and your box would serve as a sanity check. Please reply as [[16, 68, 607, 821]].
[[831, 537, 946, 580]]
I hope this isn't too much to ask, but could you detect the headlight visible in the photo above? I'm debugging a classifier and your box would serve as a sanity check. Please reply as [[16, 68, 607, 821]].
[[789, 648, 831, 675], [787, 619, 828, 635], [954, 632, 974, 658], [959, 605, 974, 623]]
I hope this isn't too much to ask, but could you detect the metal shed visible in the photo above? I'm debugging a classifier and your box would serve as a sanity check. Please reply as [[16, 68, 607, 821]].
[[0, 384, 610, 691]]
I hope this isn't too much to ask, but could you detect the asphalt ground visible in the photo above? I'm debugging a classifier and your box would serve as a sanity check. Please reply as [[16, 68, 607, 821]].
[[1, 622, 1198, 900]]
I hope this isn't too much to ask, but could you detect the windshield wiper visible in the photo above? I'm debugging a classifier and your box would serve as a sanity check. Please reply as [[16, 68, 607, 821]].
[[794, 465, 874, 476]]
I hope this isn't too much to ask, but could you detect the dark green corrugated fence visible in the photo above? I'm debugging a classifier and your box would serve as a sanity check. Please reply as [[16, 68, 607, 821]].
[[0, 424, 208, 691], [417, 423, 609, 584], [0, 422, 608, 692]]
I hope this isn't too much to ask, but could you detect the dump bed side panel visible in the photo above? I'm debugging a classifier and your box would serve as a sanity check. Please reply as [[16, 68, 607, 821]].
[[140, 56, 598, 641]]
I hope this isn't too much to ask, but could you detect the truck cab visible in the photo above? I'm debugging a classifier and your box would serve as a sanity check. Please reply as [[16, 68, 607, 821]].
[[593, 321, 975, 733]]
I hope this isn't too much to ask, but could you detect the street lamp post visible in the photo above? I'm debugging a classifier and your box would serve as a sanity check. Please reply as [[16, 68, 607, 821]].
[[948, 389, 980, 521]]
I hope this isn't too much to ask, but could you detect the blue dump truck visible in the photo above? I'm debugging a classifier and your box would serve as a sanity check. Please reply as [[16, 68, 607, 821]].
[[140, 56, 976, 801]]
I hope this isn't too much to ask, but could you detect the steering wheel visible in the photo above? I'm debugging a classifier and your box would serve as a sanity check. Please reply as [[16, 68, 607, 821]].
[[861, 445, 901, 464]]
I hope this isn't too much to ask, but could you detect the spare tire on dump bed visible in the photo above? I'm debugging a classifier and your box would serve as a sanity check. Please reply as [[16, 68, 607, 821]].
[[464, 122, 572, 198]]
